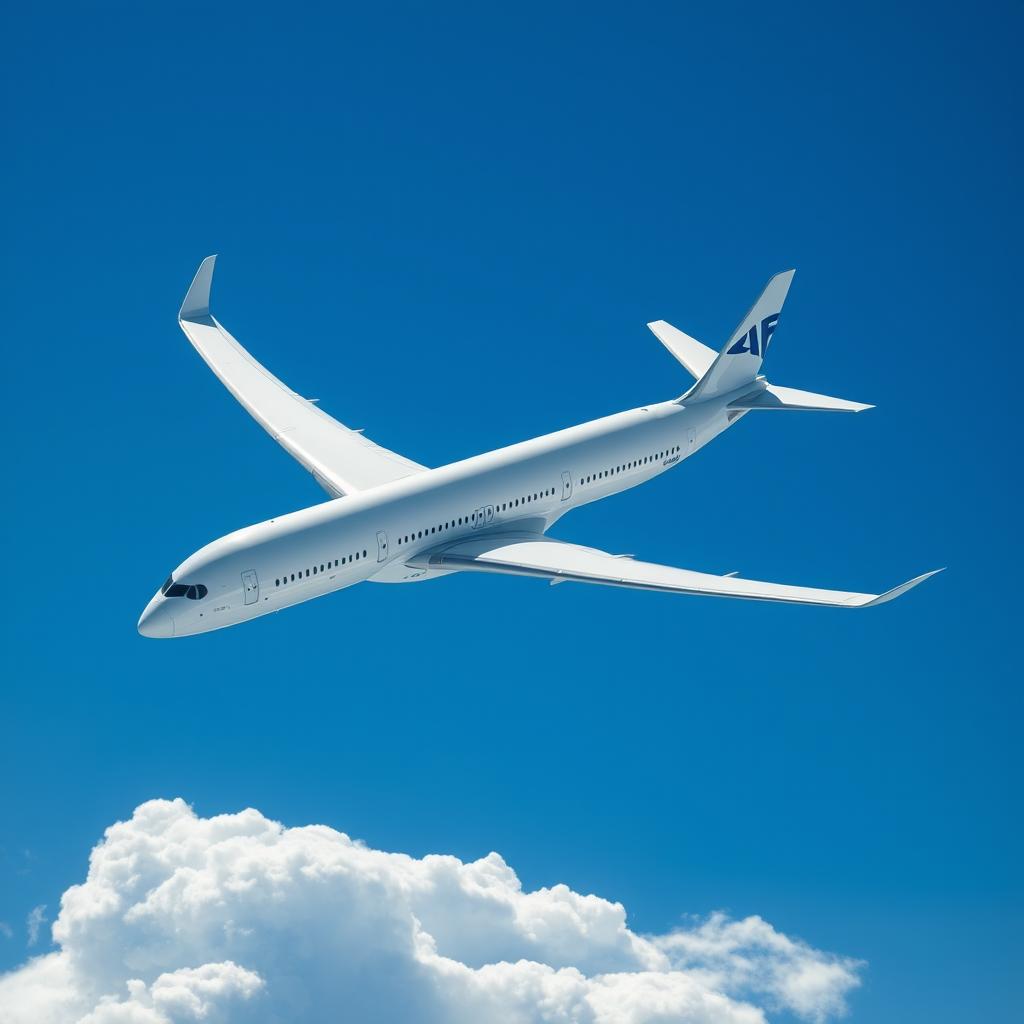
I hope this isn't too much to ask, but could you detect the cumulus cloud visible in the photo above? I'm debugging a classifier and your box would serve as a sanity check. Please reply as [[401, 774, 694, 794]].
[[0, 800, 862, 1024]]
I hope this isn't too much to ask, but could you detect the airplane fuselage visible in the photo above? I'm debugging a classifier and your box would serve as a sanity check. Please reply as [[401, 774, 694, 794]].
[[138, 397, 738, 637]]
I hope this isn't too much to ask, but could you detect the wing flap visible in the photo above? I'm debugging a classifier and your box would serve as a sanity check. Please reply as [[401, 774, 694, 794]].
[[178, 257, 427, 496], [412, 533, 939, 608]]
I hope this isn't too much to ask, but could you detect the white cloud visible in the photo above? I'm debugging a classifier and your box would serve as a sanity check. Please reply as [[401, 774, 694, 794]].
[[26, 906, 46, 948], [78, 962, 264, 1024], [0, 799, 862, 1024]]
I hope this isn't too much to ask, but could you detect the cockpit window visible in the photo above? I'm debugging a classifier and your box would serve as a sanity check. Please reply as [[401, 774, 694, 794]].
[[162, 581, 207, 600]]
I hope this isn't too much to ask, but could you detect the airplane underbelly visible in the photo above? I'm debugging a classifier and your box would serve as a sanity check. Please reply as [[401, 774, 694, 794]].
[[368, 561, 457, 583]]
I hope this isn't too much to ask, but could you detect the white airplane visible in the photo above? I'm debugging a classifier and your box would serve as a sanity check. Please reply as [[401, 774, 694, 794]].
[[138, 257, 939, 638]]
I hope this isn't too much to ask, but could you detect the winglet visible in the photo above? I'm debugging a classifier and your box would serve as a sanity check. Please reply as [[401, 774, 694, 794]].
[[179, 255, 217, 321], [861, 568, 944, 607]]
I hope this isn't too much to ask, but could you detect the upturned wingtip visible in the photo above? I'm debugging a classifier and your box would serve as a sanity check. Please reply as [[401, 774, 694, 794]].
[[863, 568, 944, 608], [179, 255, 218, 321]]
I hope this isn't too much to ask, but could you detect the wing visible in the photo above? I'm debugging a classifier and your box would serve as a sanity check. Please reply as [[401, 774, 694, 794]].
[[410, 533, 940, 608], [177, 256, 427, 497]]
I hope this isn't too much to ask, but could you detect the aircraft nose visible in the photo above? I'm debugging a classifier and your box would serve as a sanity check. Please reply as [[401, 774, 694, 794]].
[[137, 594, 175, 638]]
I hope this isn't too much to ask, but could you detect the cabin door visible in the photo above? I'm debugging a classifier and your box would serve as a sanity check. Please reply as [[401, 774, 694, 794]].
[[561, 470, 573, 501], [241, 570, 259, 605], [376, 531, 389, 562]]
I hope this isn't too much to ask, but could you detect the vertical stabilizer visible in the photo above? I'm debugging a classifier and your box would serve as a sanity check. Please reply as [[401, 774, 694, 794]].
[[683, 270, 794, 402]]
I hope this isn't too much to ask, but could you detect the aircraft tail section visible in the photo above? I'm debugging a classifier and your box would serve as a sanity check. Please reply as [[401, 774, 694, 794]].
[[729, 382, 873, 413], [647, 320, 717, 380], [682, 270, 795, 402]]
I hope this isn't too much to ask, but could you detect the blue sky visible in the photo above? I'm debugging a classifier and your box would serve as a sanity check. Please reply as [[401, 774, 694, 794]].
[[1, 2, 1019, 1020]]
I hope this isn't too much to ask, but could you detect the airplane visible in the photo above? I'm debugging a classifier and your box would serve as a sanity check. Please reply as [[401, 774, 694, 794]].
[[137, 257, 940, 638]]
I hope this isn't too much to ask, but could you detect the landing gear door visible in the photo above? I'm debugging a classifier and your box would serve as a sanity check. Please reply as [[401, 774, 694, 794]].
[[561, 470, 573, 501], [241, 570, 259, 605], [376, 530, 389, 562]]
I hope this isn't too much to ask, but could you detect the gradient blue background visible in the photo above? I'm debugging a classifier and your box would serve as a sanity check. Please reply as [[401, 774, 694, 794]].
[[1, 2, 1019, 1019]]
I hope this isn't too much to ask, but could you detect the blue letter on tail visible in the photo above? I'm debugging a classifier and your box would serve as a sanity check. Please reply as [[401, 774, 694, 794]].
[[726, 313, 780, 356]]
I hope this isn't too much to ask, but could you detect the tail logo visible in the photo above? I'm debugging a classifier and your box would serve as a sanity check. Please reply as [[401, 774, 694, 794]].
[[727, 313, 780, 356]]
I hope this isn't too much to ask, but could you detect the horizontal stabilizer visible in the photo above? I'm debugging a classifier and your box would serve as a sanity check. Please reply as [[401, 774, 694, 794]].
[[729, 383, 874, 413], [647, 320, 717, 380]]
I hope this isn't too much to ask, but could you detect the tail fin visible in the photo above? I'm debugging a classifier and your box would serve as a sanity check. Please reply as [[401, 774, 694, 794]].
[[683, 270, 794, 402]]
